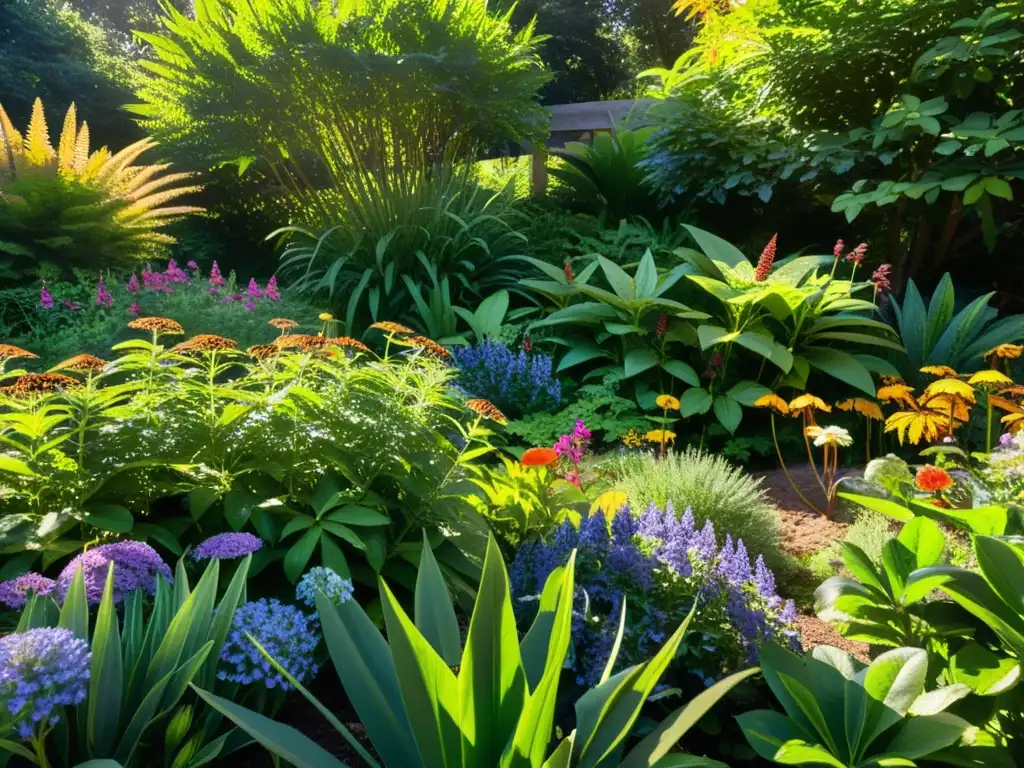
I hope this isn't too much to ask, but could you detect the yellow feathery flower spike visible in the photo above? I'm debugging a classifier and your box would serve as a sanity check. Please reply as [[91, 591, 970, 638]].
[[24, 98, 55, 166]]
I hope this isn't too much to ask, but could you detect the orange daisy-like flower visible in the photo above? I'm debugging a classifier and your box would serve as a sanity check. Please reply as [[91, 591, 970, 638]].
[[405, 336, 452, 360], [3, 373, 80, 396], [753, 393, 790, 415], [268, 318, 299, 331], [915, 465, 953, 493], [247, 344, 280, 361], [877, 383, 917, 408], [275, 334, 329, 352], [465, 398, 508, 425], [370, 321, 416, 336], [50, 354, 107, 374], [172, 334, 238, 354], [0, 344, 38, 362], [127, 317, 185, 335], [920, 365, 959, 379], [327, 337, 371, 354], [835, 397, 883, 420], [788, 394, 832, 417], [918, 393, 972, 422], [884, 408, 951, 445], [656, 394, 681, 410], [984, 344, 1023, 361], [521, 447, 558, 466]]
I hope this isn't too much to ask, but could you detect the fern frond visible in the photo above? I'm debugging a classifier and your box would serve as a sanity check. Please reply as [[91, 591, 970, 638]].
[[93, 138, 157, 186], [116, 164, 172, 195], [24, 98, 55, 166], [126, 204, 205, 222], [81, 147, 111, 181], [73, 121, 91, 173], [123, 172, 197, 202], [57, 104, 78, 172], [0, 103, 23, 173]]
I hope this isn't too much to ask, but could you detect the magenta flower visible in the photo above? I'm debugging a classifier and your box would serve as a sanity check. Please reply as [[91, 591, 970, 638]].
[[832, 239, 844, 260], [192, 532, 263, 561], [846, 242, 867, 266], [63, 299, 81, 311], [125, 274, 140, 293], [872, 263, 892, 294], [165, 259, 189, 283], [244, 300, 255, 310], [128, 302, 142, 316], [187, 260, 199, 271], [95, 279, 113, 308], [208, 287, 219, 296], [39, 283, 53, 310], [247, 277, 263, 300], [209, 260, 226, 288], [265, 275, 280, 301]]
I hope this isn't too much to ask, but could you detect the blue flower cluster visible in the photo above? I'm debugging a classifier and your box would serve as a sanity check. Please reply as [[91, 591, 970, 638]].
[[296, 567, 354, 619], [510, 503, 799, 687], [218, 599, 320, 691], [452, 340, 561, 417], [0, 628, 91, 740]]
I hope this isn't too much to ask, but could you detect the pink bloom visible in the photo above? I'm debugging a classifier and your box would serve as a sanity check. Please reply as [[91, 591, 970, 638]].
[[832, 239, 844, 260], [244, 299, 255, 311], [754, 234, 777, 282], [40, 283, 53, 310], [846, 242, 868, 266], [64, 299, 81, 311], [208, 287, 219, 296], [247, 278, 263, 300], [872, 263, 892, 294], [187, 260, 199, 271], [209, 260, 226, 288], [95, 278, 113, 307], [265, 275, 280, 302], [165, 259, 189, 283], [129, 302, 142, 316], [522, 335, 532, 353], [126, 274, 140, 293]]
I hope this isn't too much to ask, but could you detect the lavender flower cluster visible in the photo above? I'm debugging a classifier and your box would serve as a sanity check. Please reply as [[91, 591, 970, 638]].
[[0, 628, 91, 740], [0, 573, 56, 609], [192, 532, 263, 561], [452, 340, 561, 418], [296, 567, 354, 620], [510, 503, 799, 687], [218, 599, 320, 691], [57, 541, 172, 604]]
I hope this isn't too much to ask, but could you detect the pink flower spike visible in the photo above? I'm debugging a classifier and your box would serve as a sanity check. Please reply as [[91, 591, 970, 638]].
[[187, 260, 199, 270], [126, 274, 140, 293], [40, 283, 54, 309], [265, 275, 280, 301], [128, 302, 142, 316], [247, 277, 263, 300], [209, 260, 226, 288], [95, 278, 113, 308]]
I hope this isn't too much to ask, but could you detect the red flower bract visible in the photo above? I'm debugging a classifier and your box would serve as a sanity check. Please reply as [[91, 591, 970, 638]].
[[521, 447, 558, 467], [915, 465, 953, 493]]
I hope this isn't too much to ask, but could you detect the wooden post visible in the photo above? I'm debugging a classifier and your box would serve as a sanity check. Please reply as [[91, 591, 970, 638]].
[[531, 148, 548, 197]]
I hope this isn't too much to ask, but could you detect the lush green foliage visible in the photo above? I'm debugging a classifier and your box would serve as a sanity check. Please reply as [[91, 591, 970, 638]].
[[0, 99, 201, 281], [197, 533, 755, 767], [610, 448, 784, 569]]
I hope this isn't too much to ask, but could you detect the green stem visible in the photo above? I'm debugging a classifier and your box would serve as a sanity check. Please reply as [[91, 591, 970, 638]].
[[771, 414, 824, 515], [986, 397, 993, 452]]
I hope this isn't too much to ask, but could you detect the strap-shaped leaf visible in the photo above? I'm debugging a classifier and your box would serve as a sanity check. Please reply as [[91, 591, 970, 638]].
[[58, 566, 89, 641], [199, 554, 251, 689], [415, 531, 461, 666], [519, 564, 568, 690], [88, 565, 123, 757], [600, 599, 627, 685]]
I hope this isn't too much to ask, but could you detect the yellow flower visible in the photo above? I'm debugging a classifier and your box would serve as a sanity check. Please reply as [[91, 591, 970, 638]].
[[645, 429, 676, 443], [590, 490, 629, 517], [922, 378, 975, 404], [884, 409, 950, 445], [877, 383, 917, 408], [805, 425, 854, 447], [835, 397, 883, 420], [754, 393, 789, 415], [788, 394, 832, 415], [984, 344, 1024, 360], [656, 394, 680, 410], [621, 429, 644, 449], [920, 365, 959, 378], [1002, 412, 1024, 434], [968, 369, 1013, 387], [318, 312, 334, 321], [919, 394, 972, 422]]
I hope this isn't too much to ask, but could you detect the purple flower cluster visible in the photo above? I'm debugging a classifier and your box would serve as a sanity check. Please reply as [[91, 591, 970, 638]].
[[451, 340, 561, 418], [95, 278, 113, 308], [57, 541, 172, 604], [192, 532, 263, 561], [511, 503, 799, 686], [219, 599, 319, 691], [0, 628, 91, 740], [0, 573, 56, 609]]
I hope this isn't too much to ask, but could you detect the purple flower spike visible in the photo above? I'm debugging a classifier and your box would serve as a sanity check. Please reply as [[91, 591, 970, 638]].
[[192, 532, 263, 561], [58, 541, 172, 604], [265, 275, 280, 301], [754, 555, 776, 598], [39, 283, 54, 309], [0, 573, 56, 609]]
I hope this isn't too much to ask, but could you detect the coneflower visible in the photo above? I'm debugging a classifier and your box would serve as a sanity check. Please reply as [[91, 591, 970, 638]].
[[754, 234, 777, 282]]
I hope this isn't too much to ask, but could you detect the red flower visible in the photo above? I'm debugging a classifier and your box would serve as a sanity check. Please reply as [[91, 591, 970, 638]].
[[846, 242, 868, 266], [655, 313, 668, 337], [754, 234, 777, 282], [521, 447, 558, 467], [522, 335, 532, 353], [563, 262, 575, 284], [916, 465, 953, 493], [832, 239, 845, 260]]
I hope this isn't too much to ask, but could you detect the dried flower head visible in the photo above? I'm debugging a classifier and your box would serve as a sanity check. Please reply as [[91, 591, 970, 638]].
[[268, 318, 299, 331], [172, 334, 238, 354], [984, 344, 1023, 361], [4, 373, 80, 396], [127, 316, 185, 335], [0, 344, 38, 362], [247, 344, 279, 361], [327, 337, 371, 353], [370, 321, 415, 335], [466, 398, 508, 425], [50, 354, 107, 374]]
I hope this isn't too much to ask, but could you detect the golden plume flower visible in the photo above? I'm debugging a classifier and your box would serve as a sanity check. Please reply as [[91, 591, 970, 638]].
[[465, 398, 508, 425], [754, 393, 790, 415], [370, 321, 416, 335], [4, 372, 80, 396], [656, 394, 680, 410], [885, 409, 952, 445], [172, 334, 238, 354], [268, 318, 299, 331], [0, 344, 38, 361], [968, 369, 1013, 387], [327, 337, 371, 353], [984, 344, 1024, 360], [247, 344, 279, 361], [922, 377, 975, 404], [805, 425, 854, 447], [920, 365, 960, 378], [50, 354, 107, 373], [645, 429, 677, 443], [835, 397, 883, 420], [127, 317, 185, 335], [788, 394, 832, 414], [877, 383, 917, 408]]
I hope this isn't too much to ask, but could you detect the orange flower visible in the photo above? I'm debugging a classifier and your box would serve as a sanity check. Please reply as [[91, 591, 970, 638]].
[[521, 447, 558, 466], [0, 344, 38, 361], [835, 397, 883, 420], [915, 465, 953, 493], [920, 365, 959, 378], [984, 344, 1023, 361], [172, 334, 238, 354], [50, 354, 106, 373], [370, 321, 416, 336], [405, 336, 452, 360], [754, 393, 789, 415], [127, 317, 184, 335], [247, 344, 279, 361], [275, 334, 329, 352], [268, 318, 299, 331], [3, 373, 80, 396], [327, 337, 371, 353], [466, 398, 507, 425], [877, 383, 916, 408]]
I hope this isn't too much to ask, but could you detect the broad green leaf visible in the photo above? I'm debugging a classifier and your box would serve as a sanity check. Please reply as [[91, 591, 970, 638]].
[[950, 641, 1021, 696], [624, 347, 659, 378], [556, 343, 612, 372], [876, 712, 970, 760], [840, 543, 889, 596], [683, 225, 750, 269], [697, 325, 737, 350], [599, 257, 635, 300], [0, 455, 37, 476], [736, 710, 816, 764], [661, 360, 699, 386], [681, 388, 712, 417], [974, 536, 1024, 615], [837, 493, 913, 523], [414, 532, 461, 666], [726, 380, 771, 406], [634, 250, 658, 298], [284, 527, 321, 583], [712, 396, 742, 434], [83, 504, 134, 534], [863, 648, 928, 717], [896, 518, 945, 570], [774, 741, 847, 767], [801, 347, 876, 395]]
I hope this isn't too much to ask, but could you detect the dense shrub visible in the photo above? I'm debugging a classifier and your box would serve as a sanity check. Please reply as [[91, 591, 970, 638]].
[[610, 448, 785, 569]]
